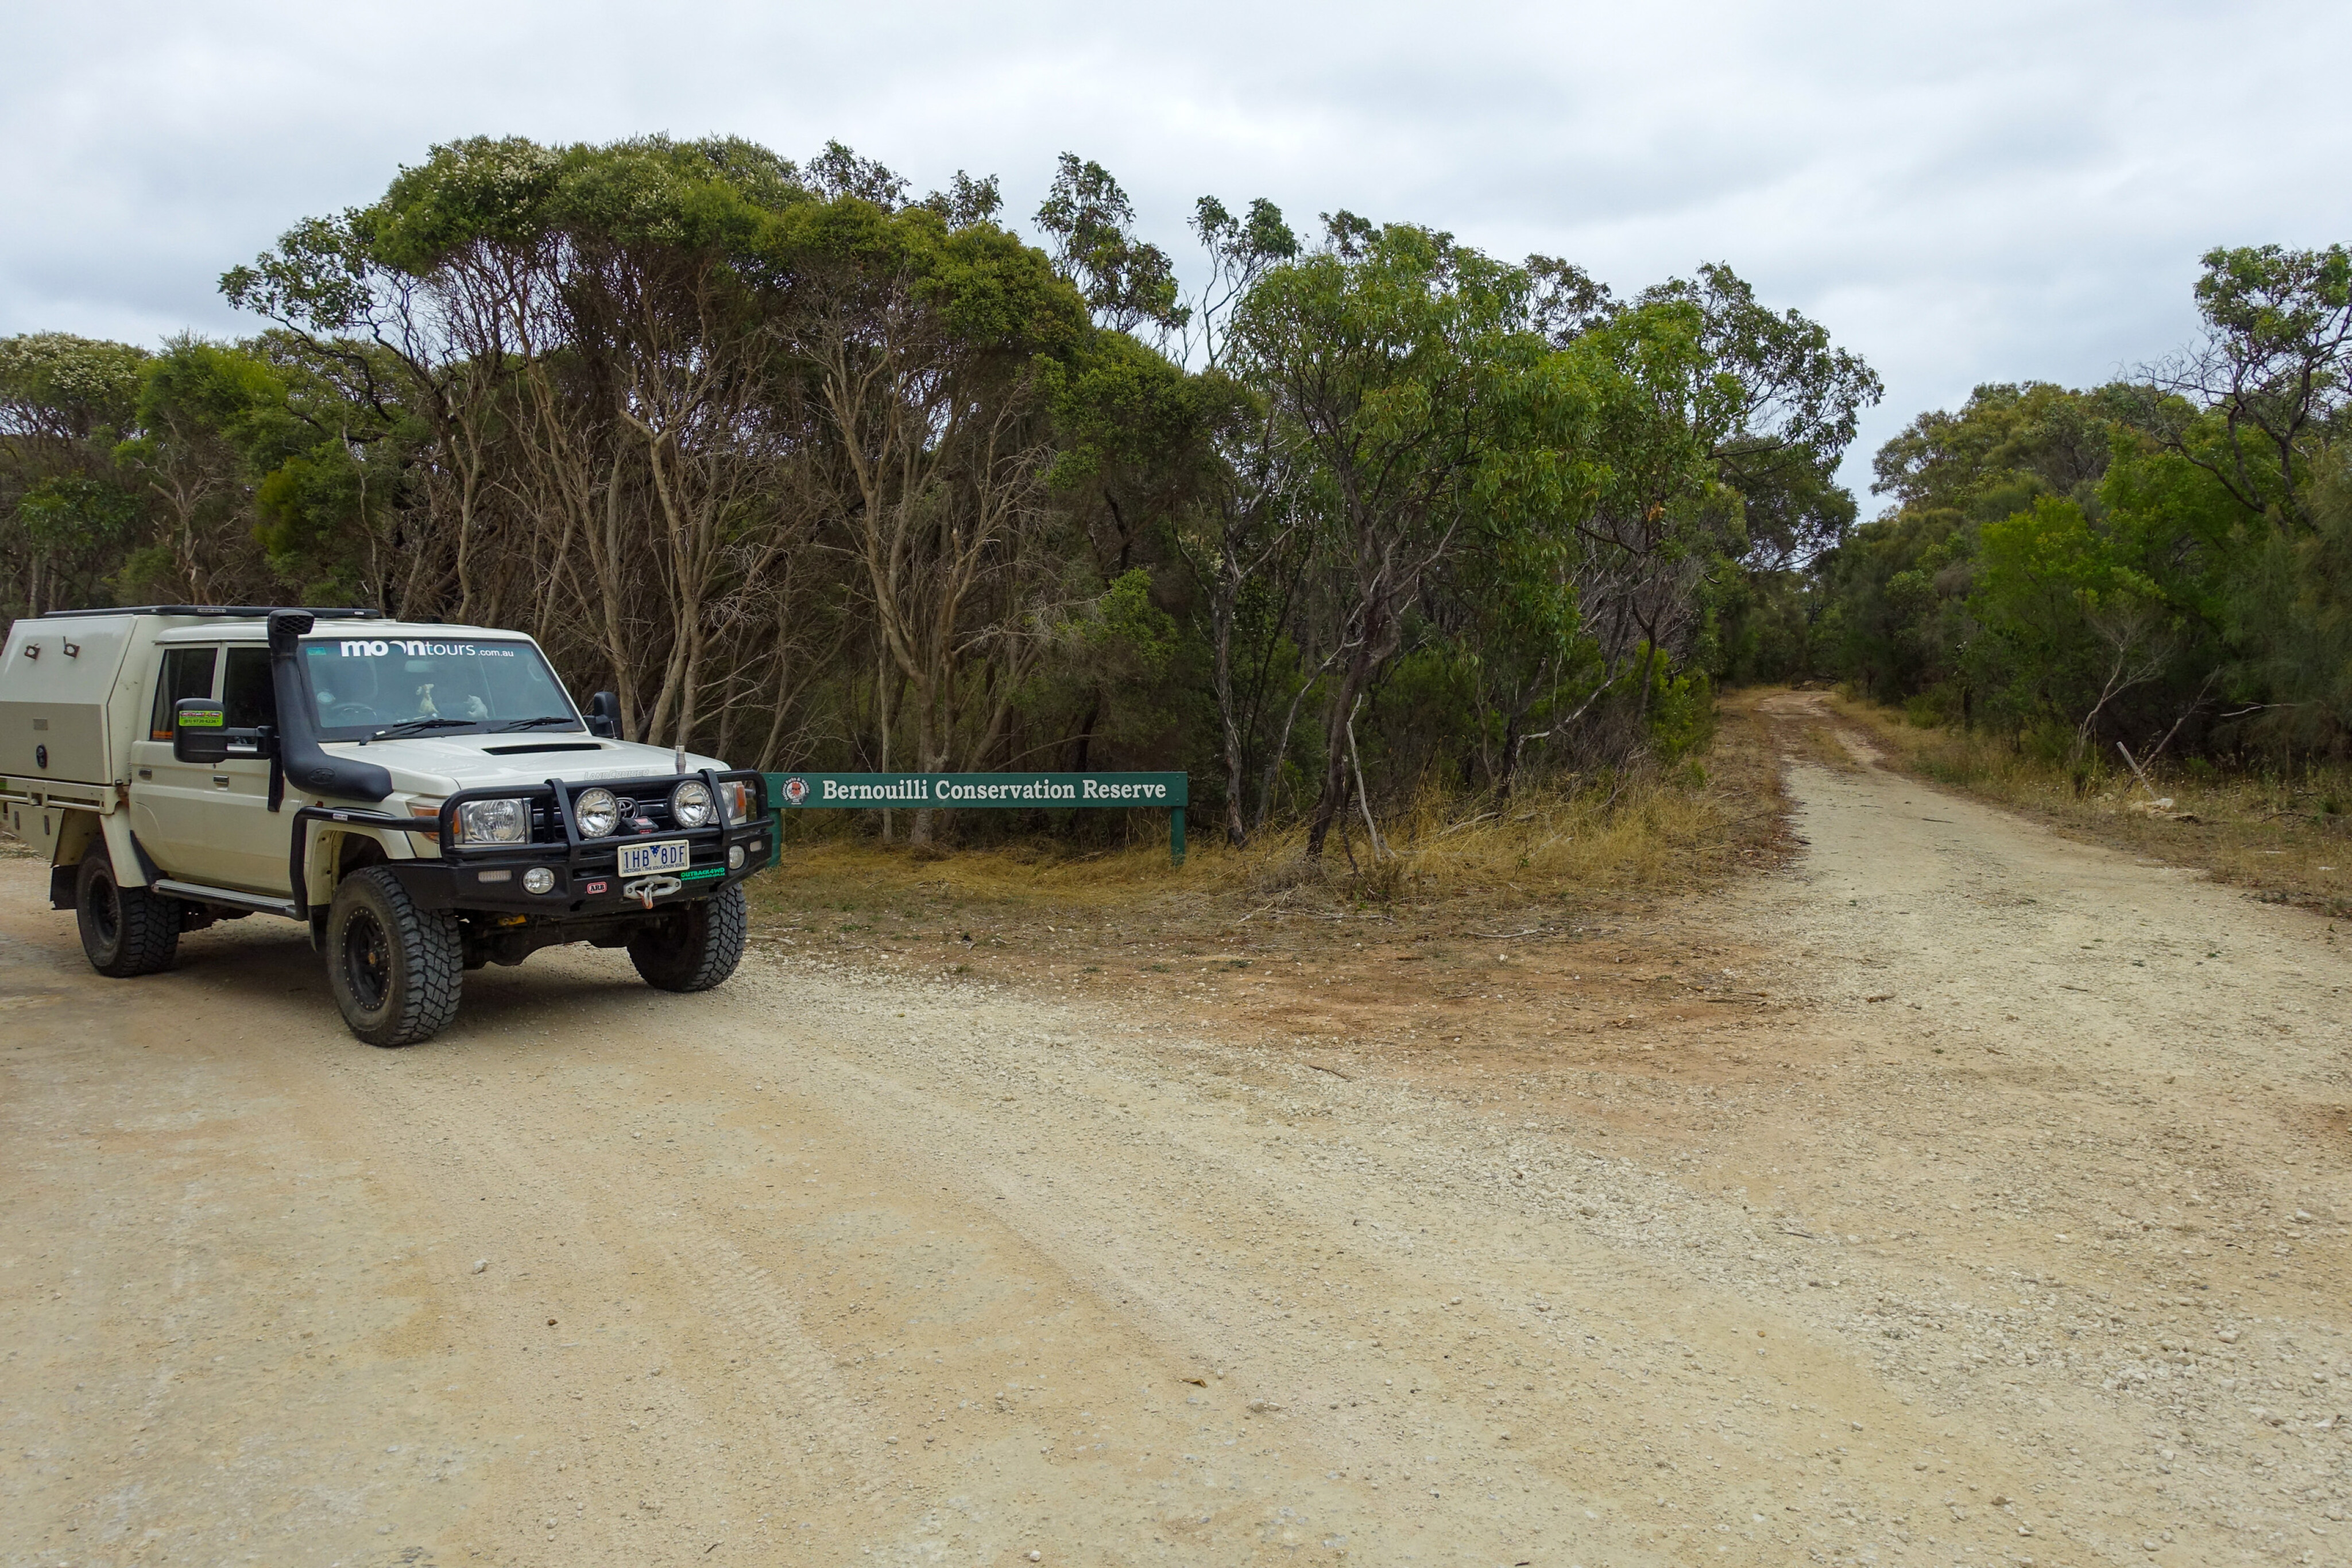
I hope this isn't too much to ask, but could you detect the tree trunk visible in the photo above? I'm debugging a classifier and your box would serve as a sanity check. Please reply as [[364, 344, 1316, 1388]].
[[1071, 695, 1099, 773], [1212, 580, 1249, 847], [1305, 645, 1375, 858]]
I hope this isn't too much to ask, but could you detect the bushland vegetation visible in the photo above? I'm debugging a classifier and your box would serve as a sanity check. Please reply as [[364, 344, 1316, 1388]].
[[1780, 246, 2352, 784], [0, 134, 1873, 867]]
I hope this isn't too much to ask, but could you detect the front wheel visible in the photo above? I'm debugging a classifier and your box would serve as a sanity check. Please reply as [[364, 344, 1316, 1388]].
[[325, 866, 463, 1047], [75, 851, 180, 977], [628, 884, 747, 992]]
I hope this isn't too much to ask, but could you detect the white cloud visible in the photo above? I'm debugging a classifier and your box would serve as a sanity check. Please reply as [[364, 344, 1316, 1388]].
[[5, 0, 2346, 494]]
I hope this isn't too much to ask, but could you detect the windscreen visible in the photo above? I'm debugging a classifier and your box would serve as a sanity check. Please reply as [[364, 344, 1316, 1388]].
[[301, 636, 581, 740]]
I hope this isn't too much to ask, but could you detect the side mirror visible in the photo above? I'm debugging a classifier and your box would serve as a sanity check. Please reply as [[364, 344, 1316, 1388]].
[[174, 699, 231, 764], [175, 699, 276, 765], [586, 691, 621, 740]]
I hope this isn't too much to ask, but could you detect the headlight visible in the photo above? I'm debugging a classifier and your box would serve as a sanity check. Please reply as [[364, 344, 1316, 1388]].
[[574, 787, 619, 838], [718, 779, 756, 826], [455, 797, 528, 844], [671, 779, 715, 828]]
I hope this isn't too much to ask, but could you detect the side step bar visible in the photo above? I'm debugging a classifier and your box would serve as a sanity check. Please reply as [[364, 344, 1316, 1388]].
[[153, 879, 300, 920]]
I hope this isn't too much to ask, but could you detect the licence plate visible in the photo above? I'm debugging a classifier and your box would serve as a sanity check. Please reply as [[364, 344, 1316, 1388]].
[[618, 839, 690, 877]]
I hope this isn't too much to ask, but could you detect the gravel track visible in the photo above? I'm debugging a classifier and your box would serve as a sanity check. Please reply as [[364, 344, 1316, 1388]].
[[6, 694, 2352, 1566]]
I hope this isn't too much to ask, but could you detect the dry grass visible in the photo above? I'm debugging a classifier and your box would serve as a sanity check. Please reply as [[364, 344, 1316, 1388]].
[[744, 698, 1797, 1048], [1831, 694, 2352, 919], [734, 707, 1793, 1106]]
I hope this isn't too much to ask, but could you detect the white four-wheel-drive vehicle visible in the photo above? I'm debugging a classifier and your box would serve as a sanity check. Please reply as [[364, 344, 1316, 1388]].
[[0, 606, 773, 1046]]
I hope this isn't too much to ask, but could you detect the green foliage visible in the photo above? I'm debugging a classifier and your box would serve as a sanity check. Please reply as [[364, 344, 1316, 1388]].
[[2158, 243, 2352, 526], [1814, 241, 2352, 765], [1082, 568, 1178, 673], [1647, 667, 1717, 762], [1707, 568, 1818, 684], [0, 334, 149, 440], [7, 131, 1891, 847], [1967, 496, 2165, 732], [17, 474, 143, 552], [1035, 154, 1186, 336]]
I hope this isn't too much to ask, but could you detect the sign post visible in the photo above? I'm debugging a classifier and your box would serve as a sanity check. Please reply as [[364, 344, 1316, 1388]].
[[763, 772, 1190, 865]]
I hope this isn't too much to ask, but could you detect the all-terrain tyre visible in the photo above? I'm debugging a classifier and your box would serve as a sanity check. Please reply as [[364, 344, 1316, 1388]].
[[75, 851, 180, 977], [628, 883, 747, 993], [324, 866, 463, 1048]]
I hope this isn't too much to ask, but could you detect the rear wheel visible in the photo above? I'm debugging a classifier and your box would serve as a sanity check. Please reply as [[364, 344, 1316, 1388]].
[[628, 884, 747, 992], [324, 866, 463, 1047], [75, 851, 180, 977]]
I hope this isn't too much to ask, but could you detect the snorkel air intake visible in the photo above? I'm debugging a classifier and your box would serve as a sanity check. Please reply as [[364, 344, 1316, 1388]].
[[268, 610, 393, 807]]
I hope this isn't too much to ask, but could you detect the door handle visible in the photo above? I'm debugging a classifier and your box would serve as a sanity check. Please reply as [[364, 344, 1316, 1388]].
[[212, 775, 231, 788]]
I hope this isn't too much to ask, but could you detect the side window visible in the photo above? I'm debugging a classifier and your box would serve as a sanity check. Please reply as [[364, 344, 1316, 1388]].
[[148, 646, 218, 741], [222, 647, 279, 730]]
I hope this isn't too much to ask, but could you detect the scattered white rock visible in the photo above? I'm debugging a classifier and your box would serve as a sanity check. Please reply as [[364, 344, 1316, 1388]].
[[471, 1259, 488, 1274]]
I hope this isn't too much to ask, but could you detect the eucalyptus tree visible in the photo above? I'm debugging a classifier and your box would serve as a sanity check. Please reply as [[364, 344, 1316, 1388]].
[[1035, 155, 1186, 339], [2153, 243, 2352, 529], [1165, 195, 1306, 843], [226, 135, 833, 749], [1525, 269, 1876, 758], [1229, 218, 1602, 855], [0, 334, 152, 621], [768, 188, 1092, 837], [113, 336, 291, 606], [221, 138, 564, 624], [1180, 196, 1299, 372]]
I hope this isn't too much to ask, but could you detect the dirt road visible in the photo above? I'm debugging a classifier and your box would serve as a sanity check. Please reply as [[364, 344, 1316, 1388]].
[[8, 696, 2352, 1567]]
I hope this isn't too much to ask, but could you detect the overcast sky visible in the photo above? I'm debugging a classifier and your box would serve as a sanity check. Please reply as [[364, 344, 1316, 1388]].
[[5, 0, 2346, 497]]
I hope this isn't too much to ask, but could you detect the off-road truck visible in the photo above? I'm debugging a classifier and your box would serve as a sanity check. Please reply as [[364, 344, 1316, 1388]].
[[0, 606, 773, 1046]]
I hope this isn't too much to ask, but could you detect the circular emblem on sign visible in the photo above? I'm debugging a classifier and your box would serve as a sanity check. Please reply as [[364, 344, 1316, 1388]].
[[782, 776, 810, 806]]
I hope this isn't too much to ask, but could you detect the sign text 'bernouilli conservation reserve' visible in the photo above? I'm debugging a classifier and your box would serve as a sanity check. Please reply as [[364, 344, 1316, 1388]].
[[768, 772, 1186, 808]]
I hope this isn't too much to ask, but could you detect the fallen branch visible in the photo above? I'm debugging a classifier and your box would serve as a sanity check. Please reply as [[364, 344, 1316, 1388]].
[[2115, 740, 2164, 804]]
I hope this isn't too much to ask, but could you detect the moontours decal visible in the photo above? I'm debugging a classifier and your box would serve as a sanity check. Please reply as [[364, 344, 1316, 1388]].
[[322, 640, 520, 659]]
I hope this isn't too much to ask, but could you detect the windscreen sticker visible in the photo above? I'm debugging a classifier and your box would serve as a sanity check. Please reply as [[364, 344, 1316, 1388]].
[[319, 640, 520, 659]]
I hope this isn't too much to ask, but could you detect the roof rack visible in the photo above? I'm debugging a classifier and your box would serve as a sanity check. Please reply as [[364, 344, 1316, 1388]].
[[38, 605, 387, 620]]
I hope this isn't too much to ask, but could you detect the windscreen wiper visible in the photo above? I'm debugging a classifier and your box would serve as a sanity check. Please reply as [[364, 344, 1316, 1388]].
[[492, 715, 583, 733], [367, 717, 477, 741]]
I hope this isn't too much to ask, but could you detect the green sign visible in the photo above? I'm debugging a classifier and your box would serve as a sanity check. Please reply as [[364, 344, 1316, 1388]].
[[761, 771, 1190, 862]]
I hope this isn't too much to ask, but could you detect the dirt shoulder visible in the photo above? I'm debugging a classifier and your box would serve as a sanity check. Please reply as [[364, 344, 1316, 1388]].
[[7, 696, 2352, 1567], [747, 691, 1801, 1100]]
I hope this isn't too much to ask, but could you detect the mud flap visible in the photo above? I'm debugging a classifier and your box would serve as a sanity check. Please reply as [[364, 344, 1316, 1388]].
[[47, 809, 108, 908]]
